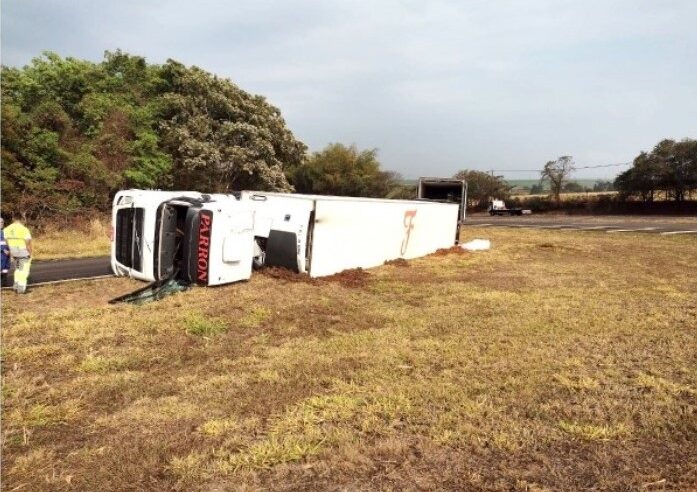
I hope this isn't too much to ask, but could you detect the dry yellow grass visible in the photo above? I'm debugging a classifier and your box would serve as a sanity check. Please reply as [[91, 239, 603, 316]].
[[32, 218, 111, 260], [2, 228, 696, 491]]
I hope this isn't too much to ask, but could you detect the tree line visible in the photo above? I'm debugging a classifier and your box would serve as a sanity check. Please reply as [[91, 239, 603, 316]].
[[462, 139, 697, 208], [2, 51, 402, 221], [2, 52, 694, 221], [614, 139, 697, 202]]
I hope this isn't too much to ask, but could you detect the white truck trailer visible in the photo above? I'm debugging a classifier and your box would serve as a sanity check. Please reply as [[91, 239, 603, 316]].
[[111, 189, 460, 287]]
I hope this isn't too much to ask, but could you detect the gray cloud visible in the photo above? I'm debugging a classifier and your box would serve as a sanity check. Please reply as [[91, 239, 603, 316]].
[[3, 0, 696, 179]]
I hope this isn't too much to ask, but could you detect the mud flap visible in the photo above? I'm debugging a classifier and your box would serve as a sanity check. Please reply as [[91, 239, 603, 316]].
[[109, 276, 189, 305]]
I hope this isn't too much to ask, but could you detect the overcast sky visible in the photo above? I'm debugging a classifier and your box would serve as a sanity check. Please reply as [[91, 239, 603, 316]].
[[3, 0, 696, 179]]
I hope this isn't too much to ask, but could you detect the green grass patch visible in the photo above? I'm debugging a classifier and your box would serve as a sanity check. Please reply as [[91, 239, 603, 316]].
[[185, 312, 228, 337]]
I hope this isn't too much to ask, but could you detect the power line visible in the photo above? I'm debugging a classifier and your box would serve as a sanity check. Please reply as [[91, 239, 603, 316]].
[[577, 162, 632, 169], [488, 162, 631, 173]]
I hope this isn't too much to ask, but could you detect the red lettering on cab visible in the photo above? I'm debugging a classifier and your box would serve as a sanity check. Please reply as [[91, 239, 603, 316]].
[[197, 210, 213, 285]]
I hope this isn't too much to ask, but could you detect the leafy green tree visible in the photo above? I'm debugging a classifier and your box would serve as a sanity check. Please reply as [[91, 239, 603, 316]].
[[1, 102, 62, 219], [452, 170, 510, 208], [157, 60, 304, 192], [615, 152, 661, 201], [541, 156, 575, 203], [615, 139, 697, 201], [661, 139, 697, 201], [291, 143, 397, 197], [1, 50, 307, 219]]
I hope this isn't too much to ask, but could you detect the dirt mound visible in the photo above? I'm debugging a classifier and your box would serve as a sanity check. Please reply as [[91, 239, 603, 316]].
[[431, 245, 468, 256], [260, 266, 370, 288], [384, 258, 410, 267], [322, 268, 371, 288], [260, 267, 316, 284]]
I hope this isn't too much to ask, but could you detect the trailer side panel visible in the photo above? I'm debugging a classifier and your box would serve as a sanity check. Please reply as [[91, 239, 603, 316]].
[[308, 200, 459, 277]]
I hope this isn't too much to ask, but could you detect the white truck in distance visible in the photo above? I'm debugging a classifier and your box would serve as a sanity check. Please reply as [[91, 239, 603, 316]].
[[111, 190, 460, 287], [488, 199, 531, 216]]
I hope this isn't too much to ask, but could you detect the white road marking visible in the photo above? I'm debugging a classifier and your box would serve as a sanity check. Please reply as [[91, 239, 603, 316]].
[[577, 226, 612, 230], [660, 230, 697, 235], [606, 227, 657, 233]]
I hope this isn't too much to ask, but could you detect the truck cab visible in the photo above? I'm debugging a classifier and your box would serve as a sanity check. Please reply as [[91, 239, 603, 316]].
[[488, 199, 524, 216], [111, 190, 256, 286], [111, 190, 314, 285]]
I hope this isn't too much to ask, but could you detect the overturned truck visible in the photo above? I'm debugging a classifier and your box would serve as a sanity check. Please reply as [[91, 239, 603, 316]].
[[111, 190, 460, 287]]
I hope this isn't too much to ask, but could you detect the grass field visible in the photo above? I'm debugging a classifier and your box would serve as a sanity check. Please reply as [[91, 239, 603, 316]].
[[32, 218, 111, 260], [2, 228, 696, 491]]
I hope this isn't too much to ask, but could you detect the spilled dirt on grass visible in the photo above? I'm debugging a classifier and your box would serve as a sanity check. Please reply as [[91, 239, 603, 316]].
[[259, 266, 317, 284], [2, 227, 697, 491], [261, 265, 372, 288], [430, 245, 469, 256], [260, 266, 372, 288], [321, 268, 371, 288], [384, 258, 410, 267]]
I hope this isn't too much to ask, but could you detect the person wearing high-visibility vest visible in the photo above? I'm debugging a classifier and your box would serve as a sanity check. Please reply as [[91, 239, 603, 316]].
[[4, 213, 33, 294]]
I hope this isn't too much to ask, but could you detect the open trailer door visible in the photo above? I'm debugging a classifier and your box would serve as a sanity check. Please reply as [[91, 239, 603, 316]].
[[417, 177, 467, 222]]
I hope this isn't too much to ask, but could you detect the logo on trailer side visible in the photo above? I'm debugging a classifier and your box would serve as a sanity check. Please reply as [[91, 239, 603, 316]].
[[401, 209, 417, 255], [197, 210, 213, 285]]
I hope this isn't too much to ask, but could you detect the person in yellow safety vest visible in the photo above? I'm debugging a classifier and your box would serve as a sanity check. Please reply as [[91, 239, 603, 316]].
[[4, 212, 33, 294]]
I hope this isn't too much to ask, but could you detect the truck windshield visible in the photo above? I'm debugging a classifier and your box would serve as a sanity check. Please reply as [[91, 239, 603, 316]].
[[115, 207, 144, 272]]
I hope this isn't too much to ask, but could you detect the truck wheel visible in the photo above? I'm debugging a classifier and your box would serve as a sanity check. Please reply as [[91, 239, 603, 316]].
[[489, 210, 495, 216]]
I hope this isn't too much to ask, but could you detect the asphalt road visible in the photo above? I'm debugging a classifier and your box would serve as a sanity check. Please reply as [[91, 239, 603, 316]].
[[2, 256, 112, 287], [463, 215, 697, 234], [2, 215, 694, 288]]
